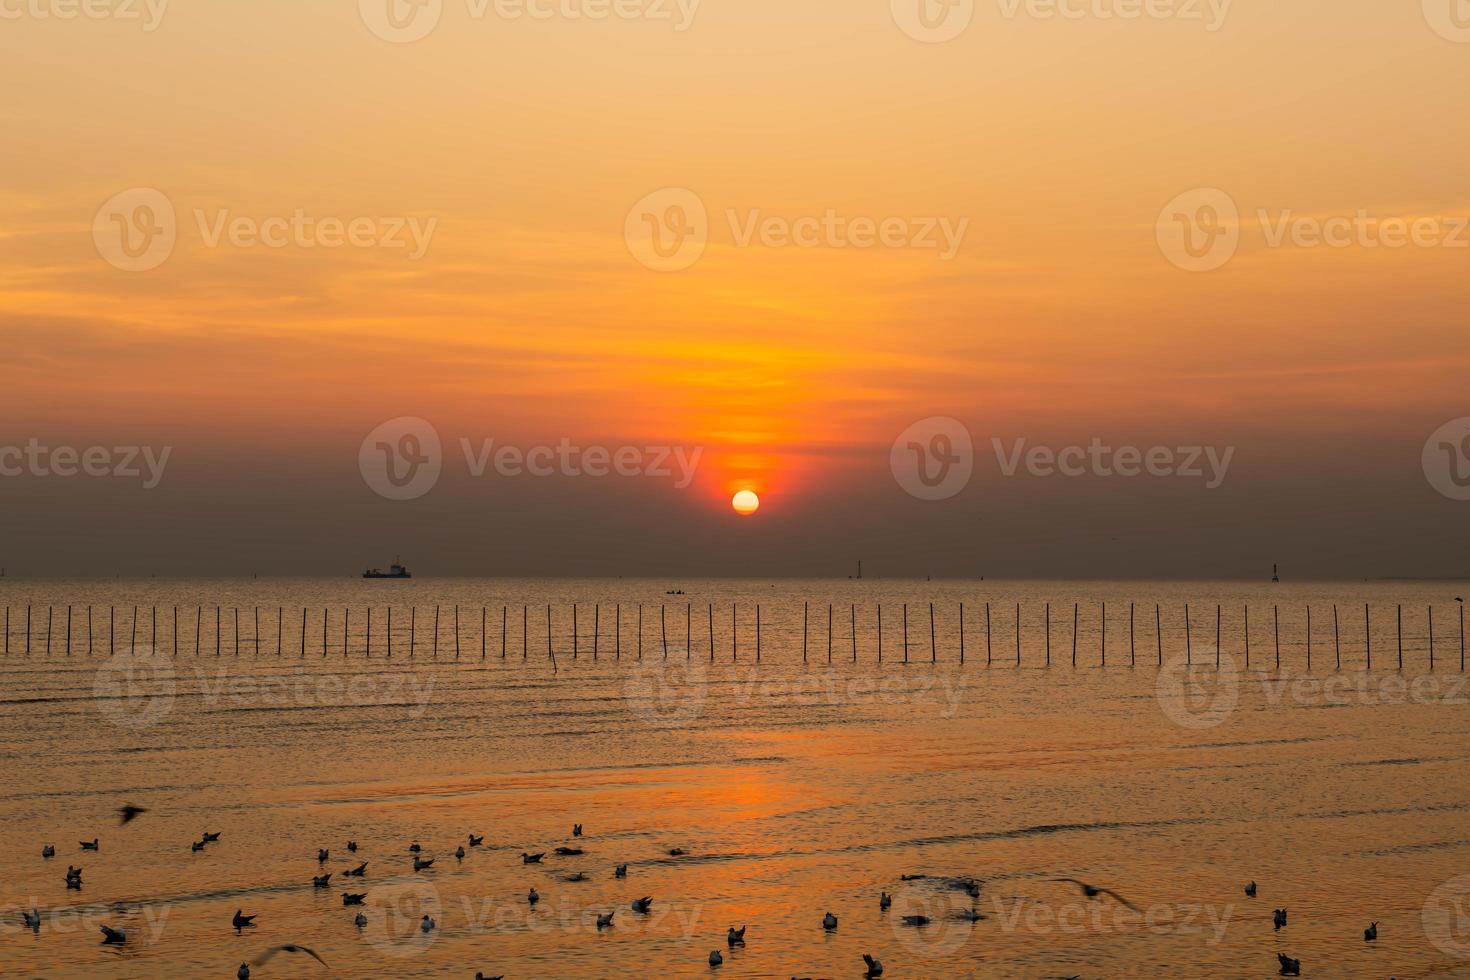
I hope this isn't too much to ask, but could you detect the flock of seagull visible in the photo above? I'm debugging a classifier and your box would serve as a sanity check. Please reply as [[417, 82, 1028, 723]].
[[21, 805, 1382, 976]]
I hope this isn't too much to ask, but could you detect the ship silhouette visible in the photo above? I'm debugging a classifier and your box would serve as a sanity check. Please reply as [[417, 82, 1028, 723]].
[[363, 557, 411, 579]]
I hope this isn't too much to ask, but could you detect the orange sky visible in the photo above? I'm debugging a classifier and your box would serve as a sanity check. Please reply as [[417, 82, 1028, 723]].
[[2, 0, 1469, 574]]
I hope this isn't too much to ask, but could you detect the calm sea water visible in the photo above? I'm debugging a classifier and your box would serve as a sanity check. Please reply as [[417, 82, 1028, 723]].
[[1, 578, 1468, 978]]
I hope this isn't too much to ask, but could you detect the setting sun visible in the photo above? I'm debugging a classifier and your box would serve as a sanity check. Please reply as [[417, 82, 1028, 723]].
[[731, 490, 760, 517]]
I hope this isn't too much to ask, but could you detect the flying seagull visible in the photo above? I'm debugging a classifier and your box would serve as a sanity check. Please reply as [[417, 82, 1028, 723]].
[[1050, 878, 1140, 911], [232, 909, 257, 933], [250, 944, 328, 969], [118, 805, 147, 826]]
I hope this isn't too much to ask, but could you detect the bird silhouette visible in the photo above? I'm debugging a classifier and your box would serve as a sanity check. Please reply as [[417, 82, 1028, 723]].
[[191, 840, 206, 853], [1051, 878, 1140, 911], [863, 953, 884, 978], [202, 832, 221, 843], [709, 949, 723, 967], [596, 911, 615, 930], [346, 840, 357, 852], [420, 914, 436, 933], [1274, 908, 1288, 930], [468, 834, 484, 847], [528, 887, 540, 906], [354, 912, 367, 928], [474, 974, 504, 980], [413, 856, 434, 871], [823, 912, 838, 931], [727, 925, 746, 946], [342, 893, 366, 906], [317, 848, 329, 863], [901, 914, 931, 927], [312, 873, 332, 888], [100, 924, 126, 945], [1364, 921, 1377, 941], [80, 839, 99, 851], [232, 909, 257, 933], [344, 861, 367, 877], [250, 944, 328, 969], [879, 891, 891, 910], [65, 866, 82, 890], [632, 897, 654, 913], [565, 872, 588, 882], [23, 909, 40, 934], [573, 824, 583, 837], [615, 863, 628, 878], [522, 852, 545, 864], [555, 846, 584, 856], [668, 848, 687, 856], [455, 846, 466, 860], [41, 845, 54, 858], [1244, 881, 1256, 898], [117, 805, 147, 825], [1277, 952, 1300, 976], [408, 842, 422, 853]]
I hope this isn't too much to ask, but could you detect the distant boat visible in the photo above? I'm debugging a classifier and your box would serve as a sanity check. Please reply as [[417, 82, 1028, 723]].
[[363, 557, 411, 579]]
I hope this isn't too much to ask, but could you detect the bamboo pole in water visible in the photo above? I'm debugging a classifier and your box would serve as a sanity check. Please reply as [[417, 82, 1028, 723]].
[[830, 603, 835, 664], [46, 606, 52, 657], [196, 606, 202, 657], [1274, 605, 1280, 670], [1397, 604, 1403, 670], [89, 605, 95, 657], [1130, 602, 1136, 667], [661, 604, 668, 661], [686, 603, 691, 662], [25, 604, 32, 656], [299, 607, 305, 659], [1215, 604, 1220, 669], [410, 606, 417, 659], [547, 604, 555, 671], [344, 608, 350, 659], [66, 605, 71, 656], [615, 604, 621, 661], [523, 606, 528, 660], [276, 607, 281, 657], [1071, 603, 1078, 668], [802, 602, 808, 664], [1155, 604, 1162, 666], [1013, 602, 1021, 666], [637, 604, 643, 662], [1183, 604, 1191, 666], [502, 607, 507, 659], [1045, 602, 1051, 667], [709, 604, 714, 663], [731, 603, 737, 662], [985, 602, 991, 666], [1245, 606, 1251, 668], [756, 604, 761, 663], [959, 602, 965, 665], [929, 602, 936, 664], [432, 605, 439, 660], [320, 607, 325, 658], [131, 605, 138, 654], [1429, 606, 1434, 671], [902, 603, 909, 664], [368, 607, 372, 658], [1333, 604, 1340, 670], [388, 606, 394, 658], [1102, 602, 1107, 667], [1306, 606, 1312, 671], [876, 604, 882, 663], [593, 604, 599, 662], [851, 604, 857, 663], [572, 603, 578, 659], [1365, 604, 1371, 670], [454, 605, 460, 660], [480, 606, 485, 660]]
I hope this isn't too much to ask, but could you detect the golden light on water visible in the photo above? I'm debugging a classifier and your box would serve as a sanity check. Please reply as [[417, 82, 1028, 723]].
[[731, 490, 760, 517]]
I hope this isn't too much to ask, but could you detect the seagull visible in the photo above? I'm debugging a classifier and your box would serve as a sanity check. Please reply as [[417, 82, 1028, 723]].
[[709, 949, 723, 967], [346, 840, 357, 852], [1274, 908, 1288, 930], [420, 914, 436, 933], [468, 834, 484, 847], [354, 912, 367, 927], [413, 856, 434, 872], [65, 867, 83, 889], [41, 845, 54, 858], [1277, 953, 1300, 976], [23, 909, 40, 934], [474, 974, 504, 980], [727, 925, 746, 946], [879, 892, 891, 910], [957, 908, 984, 922], [238, 965, 250, 980], [863, 954, 884, 978], [232, 909, 258, 933], [823, 912, 838, 931], [597, 911, 615, 930], [528, 887, 540, 906], [573, 824, 583, 837], [632, 897, 654, 914], [1051, 878, 1140, 912], [565, 872, 588, 882], [100, 924, 126, 945], [1364, 921, 1377, 941], [901, 914, 931, 927], [317, 848, 329, 863], [1245, 881, 1256, 898], [191, 840, 206, 852], [117, 805, 147, 825], [522, 852, 545, 864], [555, 846, 584, 856], [455, 846, 466, 860], [615, 864, 628, 878], [344, 861, 368, 877], [203, 832, 221, 843], [312, 873, 332, 888], [250, 944, 328, 969], [409, 842, 422, 853], [80, 839, 99, 851], [668, 848, 687, 857], [342, 893, 366, 906]]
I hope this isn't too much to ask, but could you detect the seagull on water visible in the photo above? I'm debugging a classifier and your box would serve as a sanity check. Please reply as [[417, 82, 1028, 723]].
[[413, 856, 434, 871], [901, 914, 930, 927], [632, 897, 654, 914], [879, 891, 891, 910], [1245, 881, 1256, 898], [317, 848, 329, 863], [312, 873, 332, 888], [354, 912, 367, 927], [565, 871, 588, 882], [41, 845, 54, 858], [342, 893, 366, 906], [100, 924, 126, 944], [709, 949, 723, 967], [823, 912, 838, 931], [528, 887, 540, 906], [344, 861, 368, 877], [668, 848, 687, 857], [1273, 908, 1288, 930], [863, 953, 884, 978], [23, 909, 40, 934], [555, 846, 584, 856], [80, 839, 99, 851], [615, 863, 628, 878], [232, 909, 258, 933], [1277, 952, 1300, 976], [1050, 878, 1140, 911], [474, 974, 504, 980], [420, 914, 436, 933], [456, 846, 466, 860], [596, 911, 615, 930], [346, 840, 357, 852], [469, 834, 484, 847], [727, 925, 746, 946], [573, 824, 583, 837], [1364, 921, 1377, 941], [65, 866, 83, 889], [203, 832, 221, 843], [522, 852, 545, 864], [191, 840, 206, 852], [408, 842, 422, 853]]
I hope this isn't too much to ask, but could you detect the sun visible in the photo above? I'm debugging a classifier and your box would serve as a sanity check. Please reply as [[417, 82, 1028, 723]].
[[731, 490, 760, 516]]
